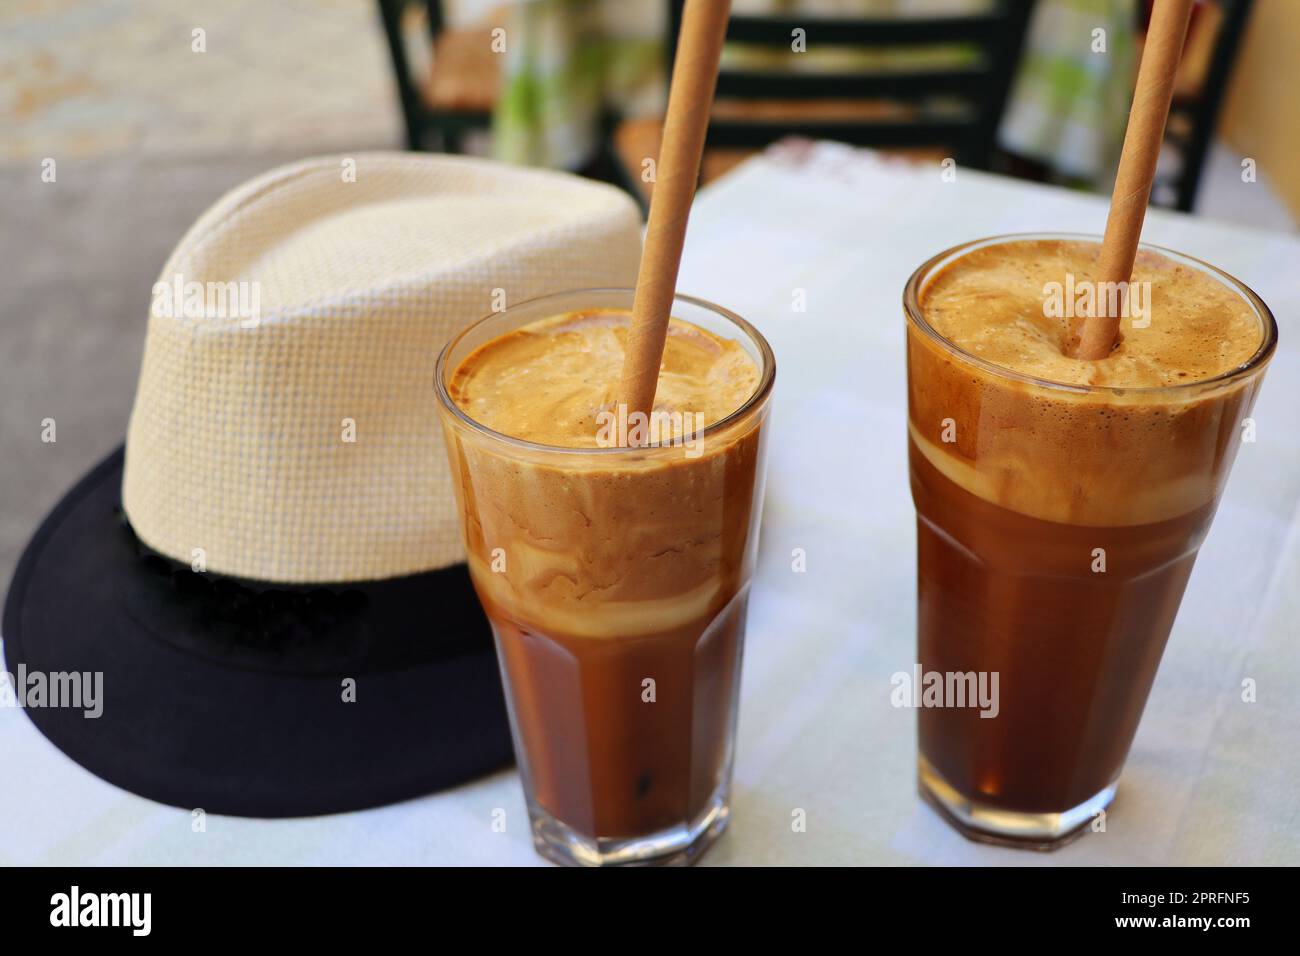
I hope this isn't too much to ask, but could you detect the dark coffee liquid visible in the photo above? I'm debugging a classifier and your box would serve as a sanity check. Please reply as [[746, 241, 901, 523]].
[[486, 591, 748, 838], [910, 441, 1215, 813]]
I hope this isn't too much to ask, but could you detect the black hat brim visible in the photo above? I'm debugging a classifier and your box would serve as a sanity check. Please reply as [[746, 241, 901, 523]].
[[2, 447, 512, 817]]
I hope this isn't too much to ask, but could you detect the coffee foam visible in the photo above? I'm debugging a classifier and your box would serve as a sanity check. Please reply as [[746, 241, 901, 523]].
[[449, 309, 759, 448], [910, 239, 1267, 526], [920, 239, 1261, 388], [444, 311, 768, 639]]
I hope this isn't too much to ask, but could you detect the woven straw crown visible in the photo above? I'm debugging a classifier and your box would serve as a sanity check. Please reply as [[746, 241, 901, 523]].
[[122, 153, 643, 583]]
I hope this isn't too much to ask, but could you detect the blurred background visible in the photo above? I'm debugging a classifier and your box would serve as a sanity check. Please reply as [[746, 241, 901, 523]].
[[5, 0, 1298, 223], [2, 0, 1298, 584]]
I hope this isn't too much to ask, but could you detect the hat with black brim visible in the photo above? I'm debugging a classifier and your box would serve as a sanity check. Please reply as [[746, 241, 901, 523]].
[[4, 447, 512, 817], [2, 154, 644, 816]]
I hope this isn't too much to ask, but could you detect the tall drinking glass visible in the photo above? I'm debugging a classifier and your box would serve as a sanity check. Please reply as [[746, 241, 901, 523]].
[[904, 234, 1276, 848], [436, 289, 774, 866]]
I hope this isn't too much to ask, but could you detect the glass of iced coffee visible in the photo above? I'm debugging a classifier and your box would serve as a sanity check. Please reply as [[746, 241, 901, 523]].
[[435, 288, 774, 866], [904, 234, 1276, 848]]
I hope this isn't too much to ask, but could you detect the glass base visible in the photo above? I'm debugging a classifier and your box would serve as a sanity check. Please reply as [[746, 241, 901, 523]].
[[528, 781, 731, 867], [918, 756, 1116, 851]]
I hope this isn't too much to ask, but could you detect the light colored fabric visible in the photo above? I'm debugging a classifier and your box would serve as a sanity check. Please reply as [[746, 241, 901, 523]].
[[999, 0, 1137, 185], [490, 0, 993, 172], [5, 142, 1298, 864], [121, 152, 643, 583], [493, 0, 665, 169]]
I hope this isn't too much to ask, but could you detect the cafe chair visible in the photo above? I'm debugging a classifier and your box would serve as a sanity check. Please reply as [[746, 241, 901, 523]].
[[1156, 0, 1254, 212], [376, 0, 503, 153], [612, 0, 1034, 204]]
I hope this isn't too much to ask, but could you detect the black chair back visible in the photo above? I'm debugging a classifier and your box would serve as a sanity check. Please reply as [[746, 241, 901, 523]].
[[1161, 0, 1254, 212], [668, 0, 1033, 170]]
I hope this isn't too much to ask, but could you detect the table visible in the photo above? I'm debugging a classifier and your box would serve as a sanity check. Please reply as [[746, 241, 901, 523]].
[[3, 142, 1298, 865]]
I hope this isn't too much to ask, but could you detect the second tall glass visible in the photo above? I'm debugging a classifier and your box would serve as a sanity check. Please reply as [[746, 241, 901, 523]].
[[904, 234, 1276, 848]]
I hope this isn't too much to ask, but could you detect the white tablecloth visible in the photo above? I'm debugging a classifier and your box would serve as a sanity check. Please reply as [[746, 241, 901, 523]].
[[4, 142, 1298, 865]]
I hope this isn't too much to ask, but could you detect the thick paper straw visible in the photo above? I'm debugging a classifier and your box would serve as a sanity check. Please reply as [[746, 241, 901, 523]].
[[619, 0, 732, 419], [1072, 0, 1193, 360]]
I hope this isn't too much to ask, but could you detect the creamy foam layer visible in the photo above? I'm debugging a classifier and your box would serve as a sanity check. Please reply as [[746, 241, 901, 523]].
[[449, 309, 759, 447], [921, 239, 1261, 387], [443, 309, 768, 639], [909, 239, 1267, 526]]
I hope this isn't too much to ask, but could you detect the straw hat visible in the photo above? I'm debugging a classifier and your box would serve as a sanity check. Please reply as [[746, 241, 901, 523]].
[[3, 153, 643, 816]]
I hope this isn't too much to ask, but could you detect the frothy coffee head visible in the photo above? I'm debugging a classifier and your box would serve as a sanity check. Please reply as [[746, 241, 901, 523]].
[[449, 309, 759, 448], [907, 238, 1272, 526], [920, 239, 1261, 387], [441, 307, 770, 639]]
